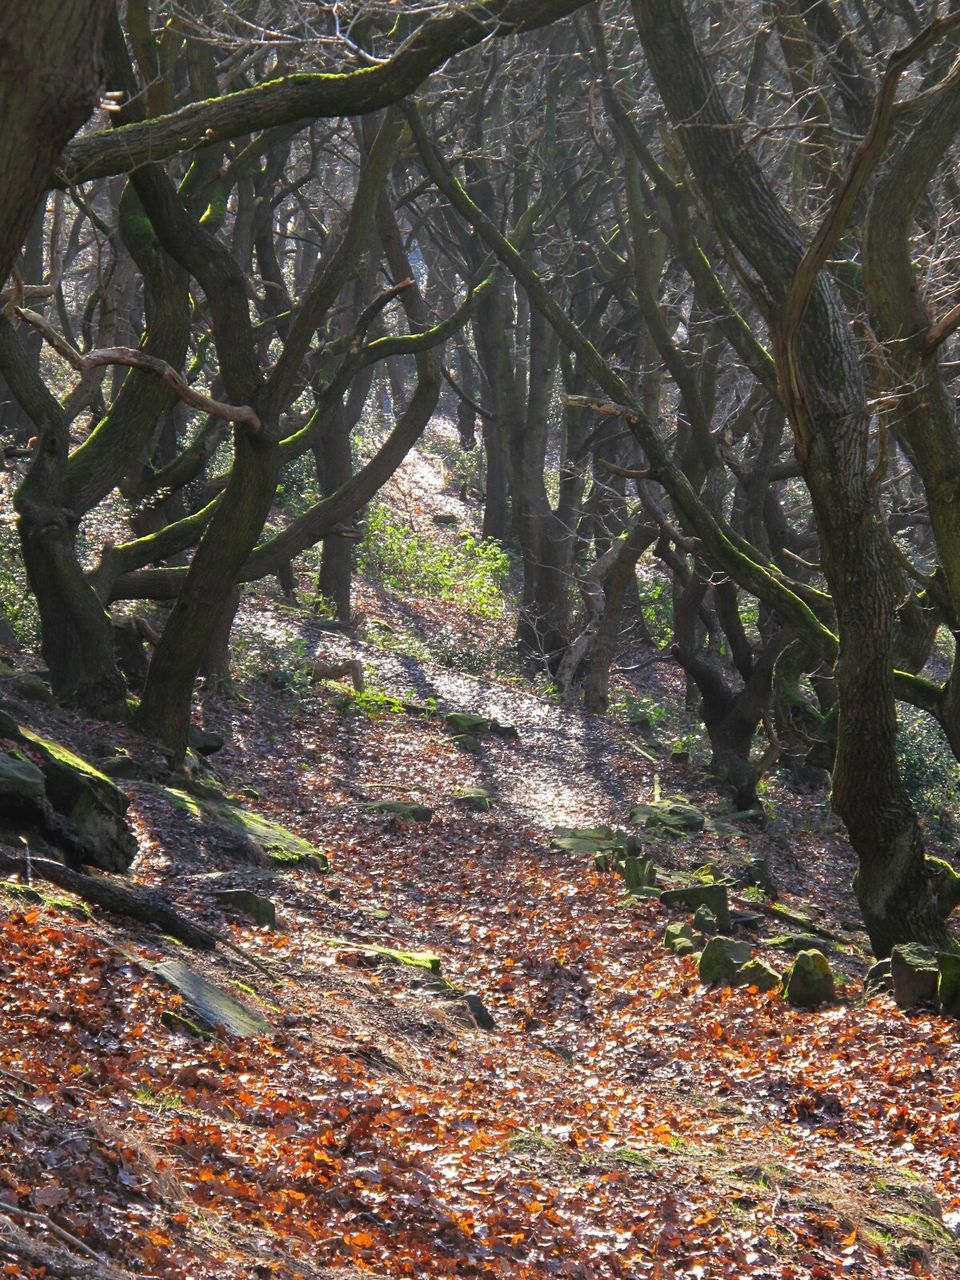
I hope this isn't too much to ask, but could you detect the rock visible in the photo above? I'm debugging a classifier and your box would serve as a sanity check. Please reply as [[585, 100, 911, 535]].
[[366, 800, 433, 823], [865, 958, 893, 997], [734, 959, 781, 992], [926, 855, 960, 918], [622, 855, 657, 893], [97, 751, 154, 781], [729, 909, 765, 930], [464, 993, 495, 1029], [214, 889, 277, 928], [444, 712, 492, 735], [936, 951, 960, 1017], [663, 921, 704, 954], [2, 673, 51, 703], [432, 512, 459, 526], [784, 949, 836, 1007], [628, 798, 705, 835], [18, 727, 136, 872], [550, 827, 624, 857], [660, 884, 731, 932], [147, 957, 270, 1037], [450, 733, 484, 754], [767, 933, 835, 955], [155, 784, 329, 868], [0, 753, 48, 817], [891, 944, 941, 1010], [187, 725, 225, 755], [454, 786, 492, 812], [693, 904, 719, 936], [698, 936, 752, 985]]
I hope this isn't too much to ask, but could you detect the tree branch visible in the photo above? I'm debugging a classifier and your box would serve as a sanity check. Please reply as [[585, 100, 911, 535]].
[[15, 308, 262, 434]]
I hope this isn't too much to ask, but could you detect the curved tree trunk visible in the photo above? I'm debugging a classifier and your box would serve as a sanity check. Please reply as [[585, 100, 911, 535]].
[[0, 1, 111, 286], [633, 0, 949, 954]]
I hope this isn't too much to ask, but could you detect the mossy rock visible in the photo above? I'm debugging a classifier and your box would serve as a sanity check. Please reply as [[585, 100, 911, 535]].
[[663, 921, 704, 954], [692, 862, 730, 885], [784, 949, 836, 1007], [621, 855, 658, 893], [1, 673, 52, 704], [97, 752, 146, 781], [698, 936, 752, 985], [767, 933, 835, 955], [146, 956, 270, 1037], [214, 889, 276, 928], [926, 855, 960, 918], [17, 726, 136, 872], [366, 800, 433, 823], [936, 951, 960, 1017], [692, 904, 719, 936], [629, 798, 705, 835], [450, 733, 484, 754], [891, 944, 940, 1010], [550, 826, 626, 857], [153, 785, 328, 869], [660, 884, 731, 932], [443, 712, 517, 740], [454, 787, 492, 813], [734, 959, 781, 992], [865, 958, 894, 997], [0, 753, 48, 817]]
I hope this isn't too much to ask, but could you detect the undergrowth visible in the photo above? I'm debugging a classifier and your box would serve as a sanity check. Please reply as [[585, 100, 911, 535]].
[[358, 502, 510, 619]]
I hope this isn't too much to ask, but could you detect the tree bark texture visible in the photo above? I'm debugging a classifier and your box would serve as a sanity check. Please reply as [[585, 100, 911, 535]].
[[0, 0, 111, 284]]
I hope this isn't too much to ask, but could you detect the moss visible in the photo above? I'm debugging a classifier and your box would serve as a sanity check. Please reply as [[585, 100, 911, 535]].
[[18, 727, 114, 789], [322, 938, 442, 972]]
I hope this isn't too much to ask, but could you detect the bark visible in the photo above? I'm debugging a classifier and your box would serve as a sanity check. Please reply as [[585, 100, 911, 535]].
[[0, 317, 125, 715], [0, 0, 111, 284], [632, 0, 951, 954], [60, 0, 590, 183]]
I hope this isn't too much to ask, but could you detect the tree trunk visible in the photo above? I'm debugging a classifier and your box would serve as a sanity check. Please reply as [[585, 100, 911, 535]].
[[632, 0, 951, 955], [0, 1, 111, 286]]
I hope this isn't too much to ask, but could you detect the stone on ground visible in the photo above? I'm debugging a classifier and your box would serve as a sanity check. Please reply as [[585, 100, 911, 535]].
[[697, 936, 752, 985], [891, 944, 941, 1010], [784, 949, 836, 1007]]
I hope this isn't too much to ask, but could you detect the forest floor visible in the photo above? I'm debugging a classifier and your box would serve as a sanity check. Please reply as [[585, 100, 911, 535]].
[[2, 438, 960, 1280]]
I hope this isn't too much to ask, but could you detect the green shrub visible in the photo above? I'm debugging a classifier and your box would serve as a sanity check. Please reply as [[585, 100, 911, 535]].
[[357, 504, 509, 618]]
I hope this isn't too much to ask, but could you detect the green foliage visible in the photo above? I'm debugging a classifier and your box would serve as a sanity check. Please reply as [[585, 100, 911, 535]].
[[0, 520, 38, 646], [335, 686, 427, 719], [636, 569, 673, 648], [897, 703, 960, 834], [357, 503, 509, 618]]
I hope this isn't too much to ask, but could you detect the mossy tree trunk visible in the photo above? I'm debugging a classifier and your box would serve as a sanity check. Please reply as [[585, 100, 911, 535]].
[[632, 0, 950, 954]]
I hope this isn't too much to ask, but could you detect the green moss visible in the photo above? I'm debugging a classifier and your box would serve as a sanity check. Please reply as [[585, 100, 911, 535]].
[[321, 938, 441, 972], [18, 727, 114, 789]]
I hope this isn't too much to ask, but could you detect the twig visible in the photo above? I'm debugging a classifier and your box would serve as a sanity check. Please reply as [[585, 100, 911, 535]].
[[0, 1206, 108, 1266]]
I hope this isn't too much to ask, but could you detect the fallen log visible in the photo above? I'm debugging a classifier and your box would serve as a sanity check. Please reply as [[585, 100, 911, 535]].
[[0, 851, 215, 949]]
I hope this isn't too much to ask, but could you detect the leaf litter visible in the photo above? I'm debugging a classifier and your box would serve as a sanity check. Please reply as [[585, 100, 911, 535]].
[[1, 589, 959, 1279]]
